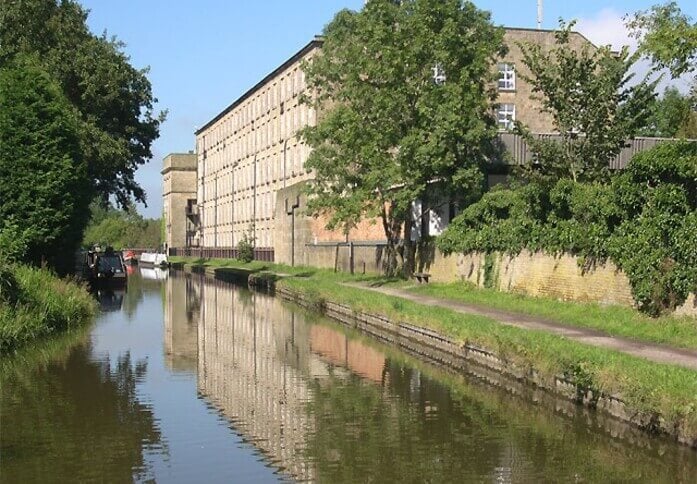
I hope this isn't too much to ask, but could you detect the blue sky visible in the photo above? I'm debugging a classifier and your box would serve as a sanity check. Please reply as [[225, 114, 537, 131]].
[[80, 0, 696, 218]]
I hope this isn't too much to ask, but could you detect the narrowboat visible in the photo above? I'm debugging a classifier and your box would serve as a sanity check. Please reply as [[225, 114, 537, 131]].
[[84, 246, 128, 286]]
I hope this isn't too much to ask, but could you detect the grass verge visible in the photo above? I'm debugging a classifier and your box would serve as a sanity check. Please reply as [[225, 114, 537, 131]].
[[170, 257, 697, 437], [407, 282, 697, 350], [0, 263, 97, 355]]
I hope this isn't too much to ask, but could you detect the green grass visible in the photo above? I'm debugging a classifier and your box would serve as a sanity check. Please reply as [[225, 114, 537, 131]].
[[406, 282, 697, 350], [0, 264, 96, 355], [170, 257, 697, 435], [280, 273, 697, 436]]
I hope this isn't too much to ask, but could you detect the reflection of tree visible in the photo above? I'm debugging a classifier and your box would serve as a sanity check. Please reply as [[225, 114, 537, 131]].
[[121, 270, 163, 319], [1, 345, 161, 482], [304, 358, 697, 483]]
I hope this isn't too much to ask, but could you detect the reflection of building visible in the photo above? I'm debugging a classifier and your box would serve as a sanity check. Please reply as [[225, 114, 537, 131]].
[[195, 276, 393, 481], [197, 278, 318, 481], [164, 272, 199, 373], [309, 325, 386, 384]]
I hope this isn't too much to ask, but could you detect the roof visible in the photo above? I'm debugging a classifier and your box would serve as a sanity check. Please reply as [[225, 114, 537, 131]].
[[195, 27, 596, 137], [195, 37, 323, 136], [502, 26, 597, 48]]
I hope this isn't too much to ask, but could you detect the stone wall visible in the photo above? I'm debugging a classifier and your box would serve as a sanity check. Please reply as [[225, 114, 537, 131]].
[[426, 249, 696, 316], [303, 243, 386, 274], [274, 180, 386, 267]]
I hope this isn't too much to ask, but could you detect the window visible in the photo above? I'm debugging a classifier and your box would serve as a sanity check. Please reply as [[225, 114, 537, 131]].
[[497, 103, 515, 130], [497, 62, 515, 90]]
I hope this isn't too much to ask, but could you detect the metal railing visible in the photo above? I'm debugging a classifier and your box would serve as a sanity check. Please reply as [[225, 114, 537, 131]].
[[494, 132, 671, 170], [169, 246, 274, 262]]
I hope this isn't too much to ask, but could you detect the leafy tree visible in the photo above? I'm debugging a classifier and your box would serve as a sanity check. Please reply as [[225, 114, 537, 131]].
[[0, 57, 91, 272], [626, 1, 697, 78], [0, 0, 165, 207], [236, 230, 255, 263], [514, 22, 658, 184], [640, 87, 697, 138], [608, 141, 697, 314], [301, 0, 505, 274], [438, 141, 697, 315], [82, 202, 161, 249]]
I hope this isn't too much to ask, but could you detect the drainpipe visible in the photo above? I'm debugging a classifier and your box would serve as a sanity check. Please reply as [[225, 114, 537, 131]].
[[231, 162, 236, 247], [214, 172, 218, 248], [282, 138, 289, 189], [253, 154, 257, 247], [286, 195, 300, 266]]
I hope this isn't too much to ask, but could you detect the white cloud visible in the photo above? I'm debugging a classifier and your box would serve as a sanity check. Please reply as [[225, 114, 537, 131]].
[[575, 7, 693, 94], [576, 8, 637, 51]]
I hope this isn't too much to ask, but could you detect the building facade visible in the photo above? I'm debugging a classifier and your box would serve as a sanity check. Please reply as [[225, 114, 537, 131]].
[[175, 28, 597, 262], [162, 153, 198, 249], [195, 39, 321, 251]]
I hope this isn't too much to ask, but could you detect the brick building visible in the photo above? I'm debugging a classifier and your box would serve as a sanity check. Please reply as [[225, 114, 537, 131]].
[[170, 28, 597, 263]]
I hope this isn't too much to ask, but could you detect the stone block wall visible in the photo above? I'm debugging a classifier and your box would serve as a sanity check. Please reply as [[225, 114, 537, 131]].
[[427, 249, 696, 316]]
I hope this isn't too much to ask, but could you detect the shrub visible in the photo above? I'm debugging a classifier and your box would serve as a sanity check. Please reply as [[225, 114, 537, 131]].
[[438, 141, 697, 315], [237, 231, 255, 263], [0, 265, 96, 354]]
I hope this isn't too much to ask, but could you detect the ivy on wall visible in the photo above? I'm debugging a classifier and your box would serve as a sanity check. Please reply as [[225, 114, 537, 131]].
[[438, 141, 697, 315]]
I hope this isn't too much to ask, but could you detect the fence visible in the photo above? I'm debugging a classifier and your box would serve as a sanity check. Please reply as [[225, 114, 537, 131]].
[[495, 133, 668, 170], [169, 247, 274, 262]]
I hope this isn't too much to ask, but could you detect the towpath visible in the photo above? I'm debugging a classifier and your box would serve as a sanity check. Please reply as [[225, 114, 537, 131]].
[[345, 283, 697, 371]]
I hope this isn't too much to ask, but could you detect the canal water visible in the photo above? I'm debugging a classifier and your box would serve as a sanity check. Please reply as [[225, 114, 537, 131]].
[[2, 269, 697, 482]]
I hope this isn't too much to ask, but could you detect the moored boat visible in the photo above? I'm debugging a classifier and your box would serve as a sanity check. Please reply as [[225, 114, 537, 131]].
[[122, 250, 138, 265], [83, 246, 128, 286], [139, 252, 169, 267]]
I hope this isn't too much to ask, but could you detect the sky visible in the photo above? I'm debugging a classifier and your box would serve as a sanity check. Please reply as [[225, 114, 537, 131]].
[[79, 0, 697, 218]]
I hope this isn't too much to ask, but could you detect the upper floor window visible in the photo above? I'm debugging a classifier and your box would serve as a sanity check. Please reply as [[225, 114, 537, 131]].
[[498, 62, 515, 91], [497, 103, 515, 130]]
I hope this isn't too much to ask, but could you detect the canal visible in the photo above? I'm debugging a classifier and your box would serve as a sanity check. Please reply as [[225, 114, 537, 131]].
[[2, 269, 696, 482]]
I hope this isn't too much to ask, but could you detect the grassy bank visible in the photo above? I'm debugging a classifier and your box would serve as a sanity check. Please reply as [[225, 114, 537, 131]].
[[171, 256, 697, 438], [0, 264, 96, 354], [408, 282, 697, 350]]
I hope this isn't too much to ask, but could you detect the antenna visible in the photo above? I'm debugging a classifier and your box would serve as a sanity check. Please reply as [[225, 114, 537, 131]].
[[537, 0, 543, 29]]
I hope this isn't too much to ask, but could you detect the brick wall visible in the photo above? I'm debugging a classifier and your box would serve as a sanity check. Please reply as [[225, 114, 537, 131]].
[[427, 249, 696, 316]]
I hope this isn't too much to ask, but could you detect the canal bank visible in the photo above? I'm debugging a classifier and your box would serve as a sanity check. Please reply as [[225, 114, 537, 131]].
[[0, 263, 96, 355], [4, 268, 697, 482], [170, 257, 697, 448]]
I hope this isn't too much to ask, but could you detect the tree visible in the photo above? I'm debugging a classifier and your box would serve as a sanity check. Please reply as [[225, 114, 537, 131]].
[[0, 57, 91, 272], [82, 202, 162, 250], [515, 22, 658, 184], [0, 0, 165, 207], [626, 1, 697, 78], [640, 86, 697, 138], [301, 0, 505, 274]]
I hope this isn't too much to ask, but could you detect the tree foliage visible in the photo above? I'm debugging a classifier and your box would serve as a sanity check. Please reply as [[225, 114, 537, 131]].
[[0, 57, 91, 272], [640, 86, 697, 139], [82, 203, 161, 250], [301, 0, 505, 274], [0, 0, 165, 207], [514, 22, 657, 184], [626, 1, 697, 78], [439, 141, 697, 315]]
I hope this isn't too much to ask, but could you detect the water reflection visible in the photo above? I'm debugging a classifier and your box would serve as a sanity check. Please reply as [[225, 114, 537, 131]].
[[3, 270, 696, 483], [95, 288, 125, 312], [1, 344, 161, 482], [187, 274, 697, 483], [164, 272, 198, 373]]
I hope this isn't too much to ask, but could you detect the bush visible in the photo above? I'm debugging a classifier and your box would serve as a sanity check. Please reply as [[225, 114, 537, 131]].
[[0, 265, 96, 354], [237, 231, 255, 263], [438, 141, 697, 315]]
